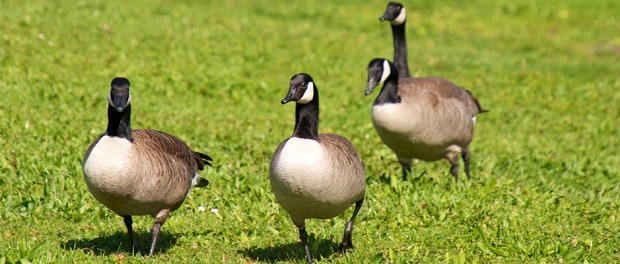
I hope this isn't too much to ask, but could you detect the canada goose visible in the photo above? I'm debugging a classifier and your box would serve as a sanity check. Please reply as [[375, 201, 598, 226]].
[[365, 59, 486, 181], [82, 77, 212, 256], [380, 1, 411, 78], [270, 73, 366, 264]]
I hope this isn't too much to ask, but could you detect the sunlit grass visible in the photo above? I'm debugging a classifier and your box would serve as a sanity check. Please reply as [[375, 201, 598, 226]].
[[1, 0, 618, 263]]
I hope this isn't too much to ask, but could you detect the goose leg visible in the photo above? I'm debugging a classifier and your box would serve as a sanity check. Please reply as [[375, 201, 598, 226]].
[[340, 198, 364, 252], [295, 220, 314, 264], [462, 151, 471, 180], [398, 157, 412, 181], [123, 216, 143, 255], [148, 209, 171, 257], [148, 222, 162, 257], [447, 153, 460, 181]]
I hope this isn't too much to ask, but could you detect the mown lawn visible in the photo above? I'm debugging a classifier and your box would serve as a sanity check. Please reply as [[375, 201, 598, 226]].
[[1, 0, 618, 263]]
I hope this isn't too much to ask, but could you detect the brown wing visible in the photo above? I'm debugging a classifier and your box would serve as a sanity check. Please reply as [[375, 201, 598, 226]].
[[132, 129, 212, 172], [318, 134, 365, 175], [399, 76, 487, 115]]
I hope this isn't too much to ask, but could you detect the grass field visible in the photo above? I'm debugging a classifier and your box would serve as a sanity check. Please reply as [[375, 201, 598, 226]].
[[1, 0, 618, 263]]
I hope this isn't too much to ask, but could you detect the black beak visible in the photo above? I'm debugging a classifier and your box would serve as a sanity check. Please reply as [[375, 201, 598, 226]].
[[109, 92, 130, 112], [281, 89, 295, 104], [365, 78, 379, 96]]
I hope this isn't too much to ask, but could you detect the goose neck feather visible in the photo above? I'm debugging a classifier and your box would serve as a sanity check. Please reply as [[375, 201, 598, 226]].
[[375, 75, 401, 105], [391, 23, 411, 78], [292, 90, 319, 139], [106, 104, 132, 141]]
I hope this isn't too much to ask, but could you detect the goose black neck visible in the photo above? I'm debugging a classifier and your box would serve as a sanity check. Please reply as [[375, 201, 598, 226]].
[[292, 89, 319, 140], [391, 23, 411, 78], [375, 73, 401, 105], [106, 105, 133, 141]]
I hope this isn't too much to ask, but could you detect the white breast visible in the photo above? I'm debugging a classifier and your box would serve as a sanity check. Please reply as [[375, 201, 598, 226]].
[[271, 137, 328, 190], [371, 98, 474, 161], [83, 136, 134, 188], [372, 103, 419, 134], [270, 137, 353, 219], [84, 136, 133, 181]]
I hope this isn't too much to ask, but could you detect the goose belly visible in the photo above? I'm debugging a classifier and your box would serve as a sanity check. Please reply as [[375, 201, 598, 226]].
[[372, 104, 471, 161], [83, 136, 187, 216], [270, 138, 357, 220]]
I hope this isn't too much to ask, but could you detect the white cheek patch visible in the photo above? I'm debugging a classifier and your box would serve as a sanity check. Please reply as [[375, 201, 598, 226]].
[[392, 7, 407, 25], [472, 115, 477, 124], [298, 81, 314, 104], [380, 60, 391, 84], [107, 93, 114, 107], [107, 93, 131, 108]]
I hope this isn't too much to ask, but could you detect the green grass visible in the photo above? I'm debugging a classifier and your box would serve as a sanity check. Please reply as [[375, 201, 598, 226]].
[[1, 0, 618, 263]]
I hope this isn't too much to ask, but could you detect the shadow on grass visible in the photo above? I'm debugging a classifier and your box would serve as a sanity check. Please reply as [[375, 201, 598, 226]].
[[240, 236, 341, 263], [62, 231, 177, 256]]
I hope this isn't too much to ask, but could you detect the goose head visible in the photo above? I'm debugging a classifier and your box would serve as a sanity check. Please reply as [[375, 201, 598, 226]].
[[380, 2, 406, 26], [108, 77, 131, 112], [365, 58, 394, 96], [281, 73, 316, 105]]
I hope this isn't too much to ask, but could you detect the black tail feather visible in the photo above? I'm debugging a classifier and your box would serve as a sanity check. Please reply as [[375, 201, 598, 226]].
[[194, 152, 213, 168]]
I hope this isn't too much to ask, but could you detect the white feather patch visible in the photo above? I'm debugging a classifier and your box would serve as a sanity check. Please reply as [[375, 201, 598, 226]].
[[298, 81, 314, 104], [380, 60, 391, 84], [392, 7, 407, 25], [83, 136, 134, 189], [372, 103, 413, 133], [271, 137, 334, 198], [191, 173, 202, 186], [270, 137, 363, 220], [107, 93, 113, 107], [273, 137, 325, 178]]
